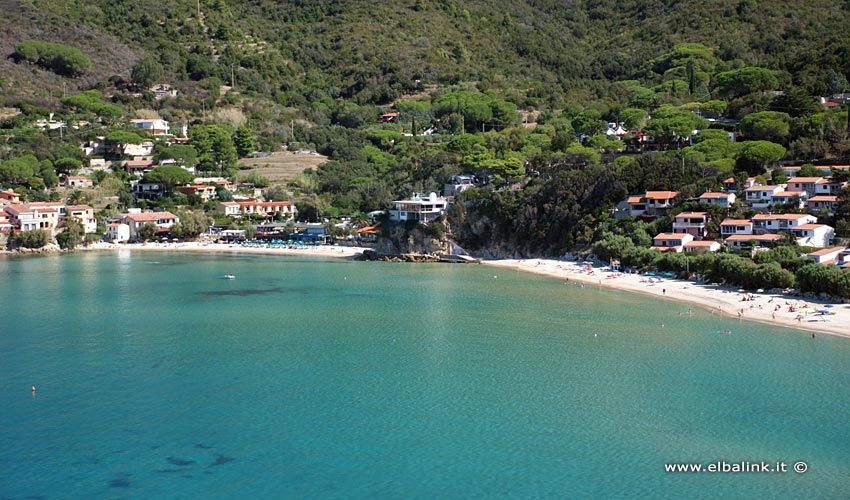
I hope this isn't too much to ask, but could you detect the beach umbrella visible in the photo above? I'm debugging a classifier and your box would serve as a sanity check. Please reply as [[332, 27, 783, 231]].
[[824, 304, 834, 308], [647, 272, 656, 276], [663, 272, 674, 277]]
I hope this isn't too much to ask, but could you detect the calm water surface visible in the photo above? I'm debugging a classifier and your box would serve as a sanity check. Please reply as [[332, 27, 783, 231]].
[[1, 251, 849, 499]]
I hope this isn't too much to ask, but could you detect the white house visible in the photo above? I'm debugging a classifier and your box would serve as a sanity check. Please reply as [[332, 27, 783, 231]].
[[807, 247, 848, 265], [650, 232, 693, 253], [791, 224, 834, 248], [720, 219, 754, 237], [725, 234, 784, 252], [807, 195, 838, 214], [744, 185, 784, 208], [769, 191, 807, 209], [752, 214, 817, 233], [683, 240, 721, 253], [389, 192, 448, 223], [698, 192, 736, 208], [130, 119, 170, 136], [64, 176, 93, 189], [105, 222, 131, 242]]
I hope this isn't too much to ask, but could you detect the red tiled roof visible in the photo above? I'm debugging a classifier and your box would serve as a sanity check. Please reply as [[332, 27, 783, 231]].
[[786, 177, 825, 183], [752, 214, 811, 221], [794, 224, 829, 230], [726, 234, 783, 242], [699, 192, 731, 198], [808, 246, 847, 257], [123, 211, 178, 222], [653, 233, 687, 240], [645, 191, 679, 200]]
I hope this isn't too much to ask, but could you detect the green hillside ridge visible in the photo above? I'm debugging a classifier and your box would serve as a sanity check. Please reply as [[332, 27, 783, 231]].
[[2, 0, 850, 296]]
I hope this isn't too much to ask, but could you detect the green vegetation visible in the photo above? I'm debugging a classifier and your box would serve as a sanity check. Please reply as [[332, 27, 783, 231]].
[[11, 230, 51, 249], [13, 40, 91, 77], [1, 0, 850, 296]]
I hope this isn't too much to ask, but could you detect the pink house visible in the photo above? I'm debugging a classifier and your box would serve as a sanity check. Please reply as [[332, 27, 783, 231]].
[[672, 212, 709, 239]]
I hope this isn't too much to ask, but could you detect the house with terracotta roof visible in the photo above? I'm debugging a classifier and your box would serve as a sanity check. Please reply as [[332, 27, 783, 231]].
[[720, 219, 754, 237], [814, 179, 848, 196], [5, 204, 60, 232], [216, 202, 242, 218], [0, 190, 21, 204], [650, 232, 693, 253], [0, 211, 13, 232], [790, 224, 834, 248], [121, 211, 179, 240], [698, 191, 736, 208], [807, 247, 848, 265], [683, 240, 721, 253], [105, 222, 130, 242], [122, 159, 156, 176], [239, 201, 297, 220], [215, 200, 298, 221], [66, 205, 97, 233], [725, 234, 784, 252], [785, 177, 826, 197], [769, 190, 806, 209], [752, 213, 817, 234], [176, 184, 218, 201], [807, 195, 838, 215], [378, 112, 400, 123], [723, 176, 757, 192], [623, 191, 679, 217], [744, 185, 784, 208], [672, 212, 709, 239]]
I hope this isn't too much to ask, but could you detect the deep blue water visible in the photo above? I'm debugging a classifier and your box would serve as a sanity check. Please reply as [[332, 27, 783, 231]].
[[1, 251, 849, 499]]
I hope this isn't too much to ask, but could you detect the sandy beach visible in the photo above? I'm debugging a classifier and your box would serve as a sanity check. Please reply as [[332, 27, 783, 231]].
[[483, 258, 850, 339], [82, 240, 369, 259]]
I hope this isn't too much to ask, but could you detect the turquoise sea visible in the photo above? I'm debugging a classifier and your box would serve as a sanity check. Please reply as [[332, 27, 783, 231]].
[[1, 251, 850, 499]]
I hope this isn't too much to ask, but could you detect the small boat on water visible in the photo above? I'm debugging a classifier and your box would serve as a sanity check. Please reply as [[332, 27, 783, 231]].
[[224, 274, 236, 280]]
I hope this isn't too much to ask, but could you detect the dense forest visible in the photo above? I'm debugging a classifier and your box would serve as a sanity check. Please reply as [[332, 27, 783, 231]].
[[2, 0, 850, 294]]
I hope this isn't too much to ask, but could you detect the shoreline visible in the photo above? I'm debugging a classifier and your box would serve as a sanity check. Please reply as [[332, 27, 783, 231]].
[[482, 258, 850, 339], [6, 242, 848, 339], [76, 240, 369, 259]]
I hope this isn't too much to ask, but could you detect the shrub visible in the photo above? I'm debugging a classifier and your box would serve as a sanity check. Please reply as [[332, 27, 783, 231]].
[[13, 230, 51, 249], [14, 40, 91, 76]]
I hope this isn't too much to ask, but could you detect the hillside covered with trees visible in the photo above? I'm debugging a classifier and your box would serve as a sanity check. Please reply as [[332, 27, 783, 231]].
[[2, 0, 850, 295]]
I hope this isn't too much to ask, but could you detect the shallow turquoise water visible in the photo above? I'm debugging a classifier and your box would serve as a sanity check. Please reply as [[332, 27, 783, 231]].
[[1, 251, 849, 499]]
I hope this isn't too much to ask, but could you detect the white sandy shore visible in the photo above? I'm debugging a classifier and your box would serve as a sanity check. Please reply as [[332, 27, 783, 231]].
[[76, 242, 849, 338], [81, 240, 369, 259], [483, 258, 850, 339]]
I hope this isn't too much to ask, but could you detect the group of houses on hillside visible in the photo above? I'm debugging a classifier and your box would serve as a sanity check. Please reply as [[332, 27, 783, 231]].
[[1, 190, 97, 235], [613, 168, 850, 269]]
